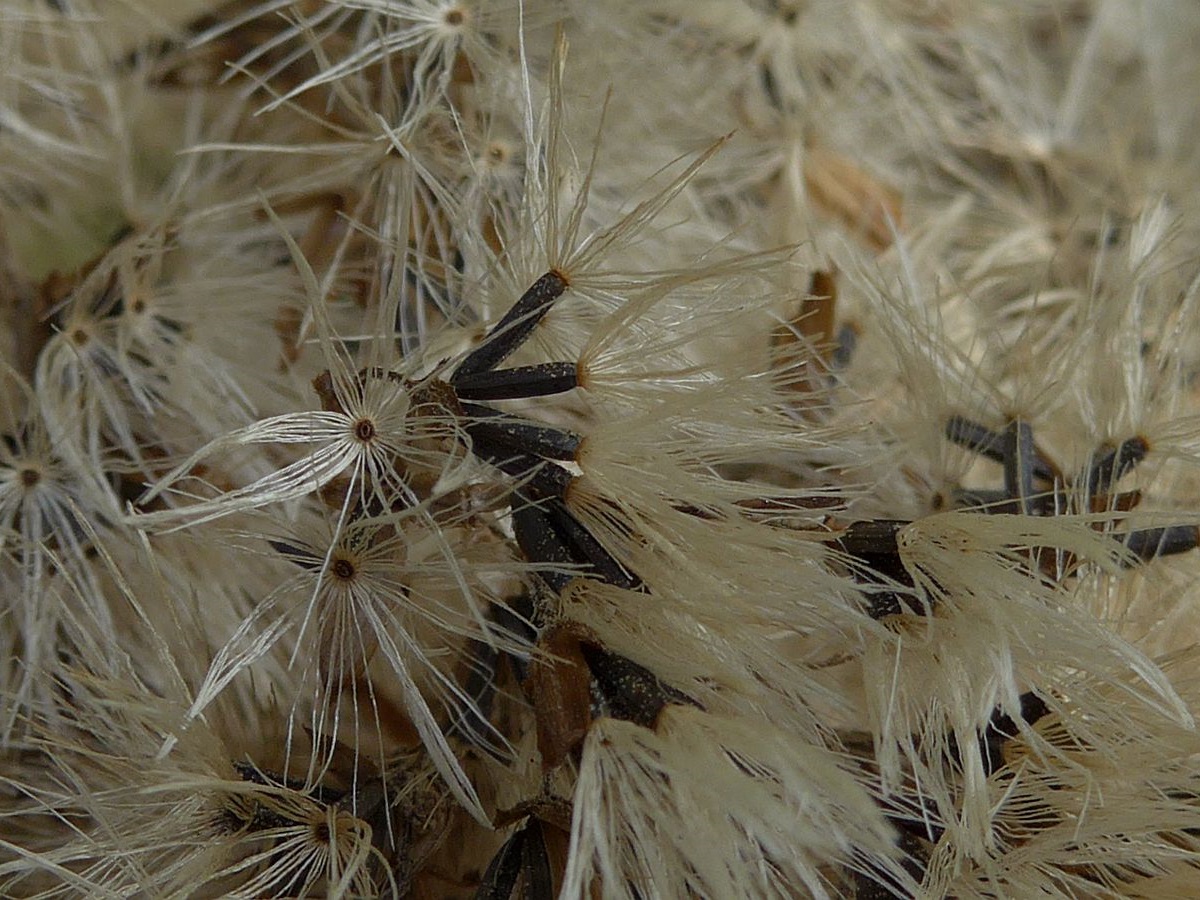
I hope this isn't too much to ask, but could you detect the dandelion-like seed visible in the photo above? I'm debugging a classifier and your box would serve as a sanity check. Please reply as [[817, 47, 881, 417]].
[[7, 3, 1200, 899]]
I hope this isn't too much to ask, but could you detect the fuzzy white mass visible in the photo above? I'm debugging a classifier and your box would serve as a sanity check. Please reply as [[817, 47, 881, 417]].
[[1, 2, 1199, 898]]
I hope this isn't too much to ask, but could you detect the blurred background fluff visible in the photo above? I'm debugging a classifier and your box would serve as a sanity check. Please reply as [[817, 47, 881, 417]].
[[3, 2, 1200, 897]]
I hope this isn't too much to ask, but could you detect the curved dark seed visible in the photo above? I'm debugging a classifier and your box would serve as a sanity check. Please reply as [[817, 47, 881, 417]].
[[580, 643, 697, 729], [453, 271, 569, 379], [463, 402, 582, 460], [452, 362, 578, 401]]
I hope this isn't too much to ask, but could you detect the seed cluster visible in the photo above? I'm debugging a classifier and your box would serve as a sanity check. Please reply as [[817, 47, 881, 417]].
[[3, 3, 1200, 899]]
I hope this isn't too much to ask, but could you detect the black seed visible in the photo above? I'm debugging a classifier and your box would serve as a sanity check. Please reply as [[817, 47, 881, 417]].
[[544, 498, 640, 590], [448, 596, 537, 755], [580, 642, 695, 729], [479, 448, 576, 499], [267, 540, 323, 570], [1082, 435, 1149, 495], [452, 362, 579, 401], [474, 826, 526, 900], [1120, 525, 1200, 562], [949, 488, 1063, 515], [513, 500, 579, 593], [945, 415, 1057, 483], [513, 494, 640, 591], [831, 322, 859, 370], [463, 402, 582, 460], [1002, 420, 1035, 514], [978, 691, 1051, 776], [833, 519, 906, 556], [829, 521, 927, 618], [520, 820, 555, 899], [454, 271, 569, 379]]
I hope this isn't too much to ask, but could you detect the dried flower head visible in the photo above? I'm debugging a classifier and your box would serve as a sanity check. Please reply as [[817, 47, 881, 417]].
[[5, 1, 1200, 898]]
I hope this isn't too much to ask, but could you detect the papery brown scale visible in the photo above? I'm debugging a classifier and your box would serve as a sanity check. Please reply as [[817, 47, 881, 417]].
[[804, 145, 903, 252], [526, 625, 594, 771]]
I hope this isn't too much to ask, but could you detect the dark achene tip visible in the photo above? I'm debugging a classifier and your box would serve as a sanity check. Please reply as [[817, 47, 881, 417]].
[[580, 642, 698, 729], [1084, 435, 1150, 492], [462, 402, 583, 460], [512, 501, 578, 593], [452, 271, 571, 380], [979, 691, 1051, 776], [831, 519, 906, 557], [474, 818, 555, 900], [474, 826, 526, 900], [944, 415, 1058, 483], [512, 495, 640, 591], [451, 362, 579, 401], [267, 539, 322, 570], [826, 520, 926, 619], [1120, 525, 1200, 563]]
